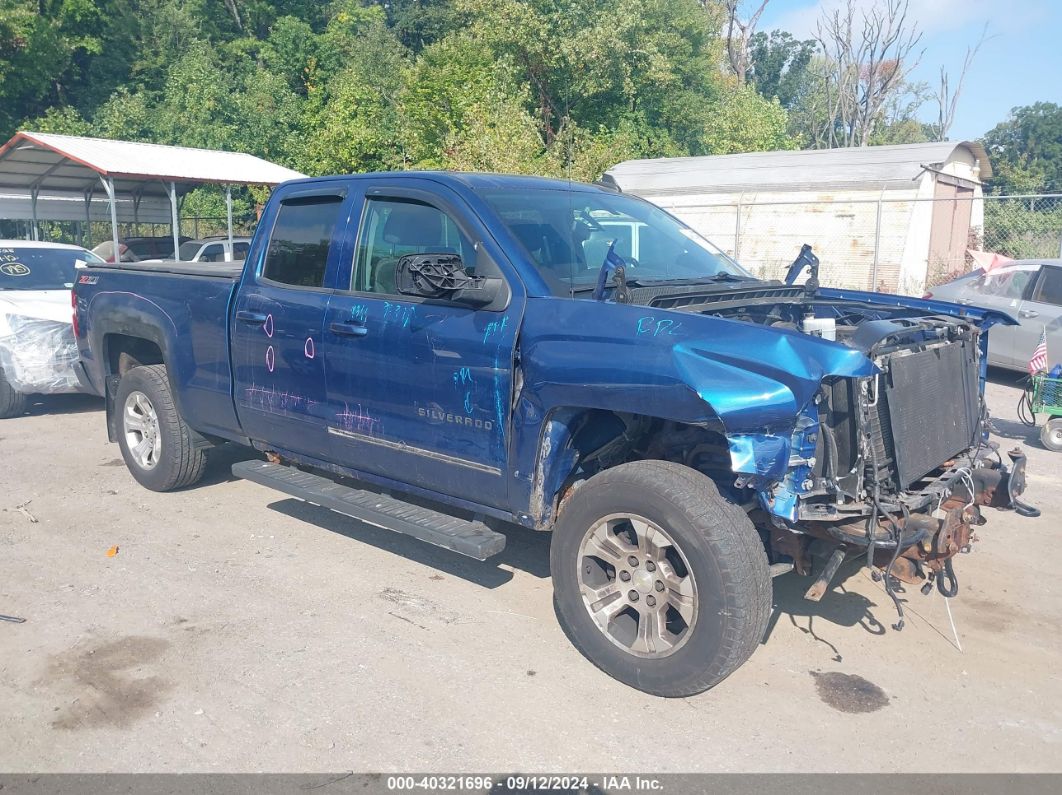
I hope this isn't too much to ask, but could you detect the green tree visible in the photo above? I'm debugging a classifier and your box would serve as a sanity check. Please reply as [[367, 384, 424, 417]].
[[302, 9, 411, 174], [747, 30, 815, 110], [0, 0, 110, 136], [700, 82, 794, 154], [982, 102, 1062, 194]]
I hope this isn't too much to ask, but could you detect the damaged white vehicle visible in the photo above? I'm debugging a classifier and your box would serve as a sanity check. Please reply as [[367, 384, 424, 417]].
[[0, 240, 102, 418]]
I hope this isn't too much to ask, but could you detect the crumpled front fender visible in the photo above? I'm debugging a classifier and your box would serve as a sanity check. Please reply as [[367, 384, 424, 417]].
[[671, 328, 875, 490], [673, 335, 874, 431]]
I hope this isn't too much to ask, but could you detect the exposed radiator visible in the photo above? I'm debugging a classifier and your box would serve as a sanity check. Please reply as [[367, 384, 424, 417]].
[[871, 340, 981, 489]]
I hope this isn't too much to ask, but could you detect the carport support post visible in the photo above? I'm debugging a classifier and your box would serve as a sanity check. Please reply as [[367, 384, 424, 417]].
[[101, 177, 119, 263], [225, 185, 234, 260], [83, 187, 94, 248], [169, 181, 180, 261], [30, 186, 39, 241]]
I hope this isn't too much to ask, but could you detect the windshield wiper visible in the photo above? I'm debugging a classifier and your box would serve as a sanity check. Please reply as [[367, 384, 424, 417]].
[[570, 273, 758, 295]]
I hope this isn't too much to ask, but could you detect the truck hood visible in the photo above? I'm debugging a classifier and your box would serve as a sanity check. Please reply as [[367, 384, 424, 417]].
[[814, 286, 1019, 328]]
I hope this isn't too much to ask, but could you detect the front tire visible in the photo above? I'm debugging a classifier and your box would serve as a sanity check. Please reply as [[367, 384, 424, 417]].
[[0, 368, 28, 419], [115, 364, 206, 491], [1041, 418, 1062, 452], [550, 460, 771, 697]]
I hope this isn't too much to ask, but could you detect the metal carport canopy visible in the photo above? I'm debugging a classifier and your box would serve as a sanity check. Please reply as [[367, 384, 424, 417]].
[[0, 131, 305, 259]]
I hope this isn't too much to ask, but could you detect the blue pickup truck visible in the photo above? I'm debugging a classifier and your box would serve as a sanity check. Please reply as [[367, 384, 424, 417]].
[[74, 172, 1034, 696]]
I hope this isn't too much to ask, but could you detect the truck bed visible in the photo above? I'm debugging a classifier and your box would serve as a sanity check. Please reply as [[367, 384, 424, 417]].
[[76, 262, 244, 441]]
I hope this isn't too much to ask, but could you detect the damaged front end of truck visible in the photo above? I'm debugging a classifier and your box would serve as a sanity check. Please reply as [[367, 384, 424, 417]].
[[520, 278, 1037, 628], [662, 286, 1037, 621]]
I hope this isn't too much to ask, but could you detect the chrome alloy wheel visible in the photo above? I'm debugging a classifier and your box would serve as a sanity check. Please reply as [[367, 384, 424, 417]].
[[576, 514, 698, 658], [123, 390, 162, 470]]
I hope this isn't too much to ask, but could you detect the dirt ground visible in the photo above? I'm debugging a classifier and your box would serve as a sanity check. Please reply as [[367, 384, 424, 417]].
[[1, 371, 1060, 773]]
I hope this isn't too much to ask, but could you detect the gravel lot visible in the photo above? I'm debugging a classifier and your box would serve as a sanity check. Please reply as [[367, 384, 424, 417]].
[[1, 372, 1060, 773]]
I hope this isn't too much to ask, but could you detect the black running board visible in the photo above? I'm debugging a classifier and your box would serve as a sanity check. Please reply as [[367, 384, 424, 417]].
[[232, 460, 506, 560]]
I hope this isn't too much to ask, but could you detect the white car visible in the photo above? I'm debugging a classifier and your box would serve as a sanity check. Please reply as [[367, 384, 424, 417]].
[[175, 236, 252, 263], [0, 240, 103, 417]]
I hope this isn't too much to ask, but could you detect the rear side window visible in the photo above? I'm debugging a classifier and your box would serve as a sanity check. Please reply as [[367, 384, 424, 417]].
[[1032, 267, 1062, 306], [262, 196, 344, 287]]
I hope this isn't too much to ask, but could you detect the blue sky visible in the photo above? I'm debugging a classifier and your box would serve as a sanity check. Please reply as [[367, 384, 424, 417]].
[[757, 0, 1062, 141]]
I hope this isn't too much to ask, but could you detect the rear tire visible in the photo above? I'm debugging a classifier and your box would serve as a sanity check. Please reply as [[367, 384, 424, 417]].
[[0, 368, 28, 419], [1041, 418, 1062, 452], [550, 460, 771, 697], [115, 364, 206, 491]]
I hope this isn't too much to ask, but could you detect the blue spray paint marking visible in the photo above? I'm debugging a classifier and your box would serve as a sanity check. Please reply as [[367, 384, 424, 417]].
[[482, 315, 509, 344], [383, 302, 415, 328], [481, 316, 511, 461], [637, 316, 682, 337], [349, 304, 368, 324], [453, 367, 474, 415]]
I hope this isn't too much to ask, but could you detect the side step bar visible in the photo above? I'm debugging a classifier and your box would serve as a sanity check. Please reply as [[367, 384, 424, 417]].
[[232, 460, 506, 560]]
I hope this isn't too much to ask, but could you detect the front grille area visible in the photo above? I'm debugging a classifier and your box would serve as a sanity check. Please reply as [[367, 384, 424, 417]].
[[872, 340, 981, 489]]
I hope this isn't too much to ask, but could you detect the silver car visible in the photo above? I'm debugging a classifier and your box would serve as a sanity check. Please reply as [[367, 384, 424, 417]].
[[926, 259, 1062, 371]]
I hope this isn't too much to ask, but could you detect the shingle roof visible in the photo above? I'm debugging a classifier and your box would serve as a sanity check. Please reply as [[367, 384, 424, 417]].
[[605, 141, 991, 195]]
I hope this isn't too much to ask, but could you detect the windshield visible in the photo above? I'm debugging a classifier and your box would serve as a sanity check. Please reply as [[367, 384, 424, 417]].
[[479, 188, 753, 296], [0, 246, 102, 290]]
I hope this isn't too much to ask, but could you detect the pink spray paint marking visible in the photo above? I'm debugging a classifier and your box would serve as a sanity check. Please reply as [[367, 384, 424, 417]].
[[304, 337, 315, 359], [265, 345, 275, 373], [264, 314, 274, 338]]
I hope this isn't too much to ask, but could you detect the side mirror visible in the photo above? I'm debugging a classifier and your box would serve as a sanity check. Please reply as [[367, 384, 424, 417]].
[[395, 252, 504, 308]]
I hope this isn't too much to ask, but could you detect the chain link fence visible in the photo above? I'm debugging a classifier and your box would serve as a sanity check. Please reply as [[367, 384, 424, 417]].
[[655, 193, 1062, 296]]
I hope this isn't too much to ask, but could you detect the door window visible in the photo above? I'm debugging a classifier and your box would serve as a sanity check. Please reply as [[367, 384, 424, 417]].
[[1030, 267, 1062, 306], [352, 198, 473, 295], [233, 242, 250, 260], [262, 196, 345, 288]]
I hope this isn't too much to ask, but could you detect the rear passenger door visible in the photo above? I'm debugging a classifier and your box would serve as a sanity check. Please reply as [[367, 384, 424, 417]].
[[231, 183, 357, 457], [1013, 265, 1062, 369]]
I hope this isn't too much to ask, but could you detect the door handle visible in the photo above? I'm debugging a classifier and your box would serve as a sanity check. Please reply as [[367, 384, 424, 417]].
[[1019, 309, 1039, 319], [236, 309, 267, 324], [330, 321, 368, 337]]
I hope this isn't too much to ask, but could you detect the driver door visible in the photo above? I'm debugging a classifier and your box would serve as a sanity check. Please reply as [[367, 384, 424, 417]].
[[321, 183, 524, 509]]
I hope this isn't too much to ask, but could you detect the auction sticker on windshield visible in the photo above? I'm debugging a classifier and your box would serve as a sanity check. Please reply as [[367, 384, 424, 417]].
[[0, 262, 30, 276]]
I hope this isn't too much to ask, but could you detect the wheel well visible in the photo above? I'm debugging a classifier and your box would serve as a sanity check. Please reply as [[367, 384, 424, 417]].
[[532, 408, 731, 527], [105, 334, 164, 376]]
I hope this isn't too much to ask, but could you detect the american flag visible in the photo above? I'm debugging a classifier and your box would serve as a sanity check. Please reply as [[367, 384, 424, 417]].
[[1028, 327, 1048, 374]]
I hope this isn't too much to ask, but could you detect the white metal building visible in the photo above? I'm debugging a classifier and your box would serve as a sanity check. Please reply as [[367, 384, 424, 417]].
[[605, 141, 992, 295]]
